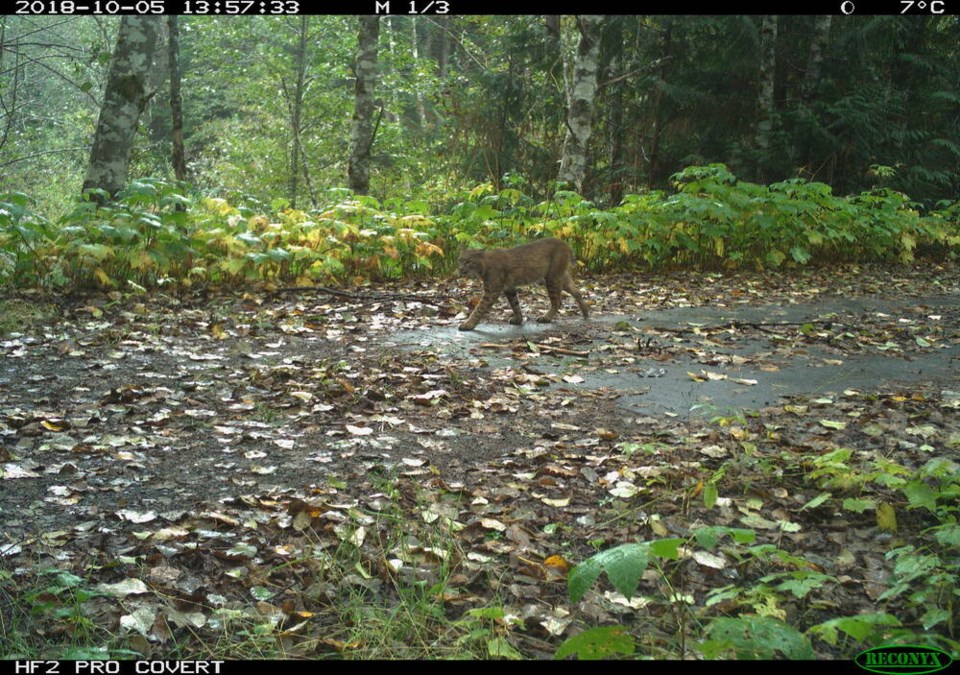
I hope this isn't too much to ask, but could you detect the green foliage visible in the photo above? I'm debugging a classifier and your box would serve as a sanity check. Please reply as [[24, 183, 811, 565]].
[[562, 474, 959, 661], [1, 568, 139, 659], [699, 616, 815, 659], [4, 17, 960, 215], [807, 612, 903, 648], [447, 165, 960, 273], [2, 166, 959, 292], [555, 626, 636, 660], [567, 539, 684, 604], [0, 192, 56, 285], [801, 444, 960, 641], [0, 180, 446, 289]]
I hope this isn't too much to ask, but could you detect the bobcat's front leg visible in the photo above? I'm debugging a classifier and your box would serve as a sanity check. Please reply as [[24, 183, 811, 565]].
[[459, 289, 498, 331], [504, 288, 524, 325]]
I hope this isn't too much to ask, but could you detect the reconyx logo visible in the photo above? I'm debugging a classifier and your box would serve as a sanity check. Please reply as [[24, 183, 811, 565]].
[[855, 645, 953, 675]]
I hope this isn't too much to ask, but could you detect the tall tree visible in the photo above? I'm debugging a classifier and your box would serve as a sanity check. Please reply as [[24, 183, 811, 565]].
[[604, 16, 625, 204], [802, 16, 832, 104], [558, 15, 604, 192], [82, 16, 159, 201], [409, 17, 427, 128], [167, 16, 186, 182], [347, 16, 380, 195], [281, 16, 313, 207], [754, 15, 778, 181], [0, 17, 21, 156], [646, 19, 672, 190]]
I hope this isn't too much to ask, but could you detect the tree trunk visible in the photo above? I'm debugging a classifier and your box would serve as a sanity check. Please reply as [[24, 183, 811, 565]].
[[0, 18, 22, 155], [347, 16, 380, 195], [647, 20, 671, 190], [436, 17, 450, 78], [545, 15, 560, 41], [558, 15, 604, 193], [754, 15, 778, 182], [410, 17, 426, 128], [802, 16, 831, 104], [82, 16, 160, 201], [168, 16, 186, 182], [284, 16, 310, 208], [606, 17, 625, 205]]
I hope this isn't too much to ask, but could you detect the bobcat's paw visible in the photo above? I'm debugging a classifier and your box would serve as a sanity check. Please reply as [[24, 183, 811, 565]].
[[458, 323, 475, 331]]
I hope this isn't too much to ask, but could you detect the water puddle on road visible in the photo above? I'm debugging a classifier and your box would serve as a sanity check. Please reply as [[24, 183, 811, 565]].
[[384, 294, 960, 417]]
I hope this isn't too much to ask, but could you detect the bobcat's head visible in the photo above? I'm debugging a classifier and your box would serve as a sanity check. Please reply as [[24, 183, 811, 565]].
[[457, 249, 485, 278]]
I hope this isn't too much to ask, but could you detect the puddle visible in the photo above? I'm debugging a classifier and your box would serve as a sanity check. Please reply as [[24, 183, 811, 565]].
[[385, 294, 960, 417]]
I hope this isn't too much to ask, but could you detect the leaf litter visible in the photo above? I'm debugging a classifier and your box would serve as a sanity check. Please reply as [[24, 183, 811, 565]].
[[0, 262, 958, 658]]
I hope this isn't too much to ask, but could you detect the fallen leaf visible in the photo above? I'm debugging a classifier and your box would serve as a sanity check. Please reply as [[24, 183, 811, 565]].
[[97, 578, 150, 597]]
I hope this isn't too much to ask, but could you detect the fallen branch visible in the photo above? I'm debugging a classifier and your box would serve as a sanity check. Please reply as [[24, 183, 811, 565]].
[[534, 343, 590, 357], [477, 341, 590, 358], [271, 285, 444, 306], [651, 319, 842, 335]]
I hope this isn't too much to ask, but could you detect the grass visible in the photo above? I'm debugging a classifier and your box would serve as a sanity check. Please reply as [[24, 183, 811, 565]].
[[0, 299, 57, 337]]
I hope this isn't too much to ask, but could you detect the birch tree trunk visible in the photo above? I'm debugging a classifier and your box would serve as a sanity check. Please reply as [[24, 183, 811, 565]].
[[558, 15, 603, 193], [410, 17, 426, 128], [82, 16, 160, 201], [347, 16, 380, 196]]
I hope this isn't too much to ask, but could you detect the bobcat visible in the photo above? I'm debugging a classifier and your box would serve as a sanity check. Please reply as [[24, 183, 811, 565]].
[[457, 238, 589, 331]]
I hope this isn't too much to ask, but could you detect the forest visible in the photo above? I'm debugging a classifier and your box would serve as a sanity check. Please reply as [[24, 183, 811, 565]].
[[1, 13, 959, 662], [0, 15, 959, 288]]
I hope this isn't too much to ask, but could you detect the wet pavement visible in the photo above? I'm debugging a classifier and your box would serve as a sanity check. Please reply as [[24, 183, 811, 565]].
[[385, 294, 960, 417]]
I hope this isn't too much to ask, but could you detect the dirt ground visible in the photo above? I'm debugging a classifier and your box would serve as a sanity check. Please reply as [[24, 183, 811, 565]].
[[1, 261, 958, 657]]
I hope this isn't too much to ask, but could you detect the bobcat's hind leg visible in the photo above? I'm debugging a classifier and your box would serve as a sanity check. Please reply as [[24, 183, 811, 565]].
[[537, 278, 563, 323], [563, 272, 589, 319]]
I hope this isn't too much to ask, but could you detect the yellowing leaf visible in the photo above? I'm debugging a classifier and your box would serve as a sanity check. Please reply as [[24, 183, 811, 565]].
[[609, 482, 639, 498], [40, 419, 69, 432], [480, 518, 507, 532], [876, 502, 898, 533], [650, 517, 669, 537], [544, 555, 571, 574], [541, 497, 571, 508]]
